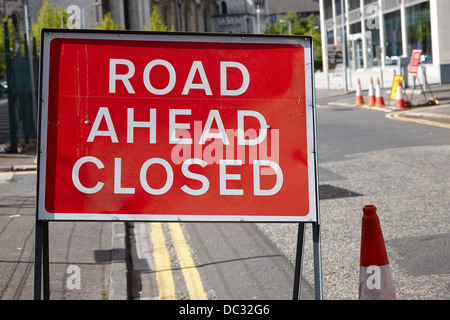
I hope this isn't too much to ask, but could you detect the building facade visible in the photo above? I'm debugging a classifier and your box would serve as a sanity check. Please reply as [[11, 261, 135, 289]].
[[0, 1, 276, 35], [101, 0, 217, 32], [145, 0, 216, 32], [0, 0, 217, 33], [319, 0, 450, 88], [212, 0, 269, 34], [268, 0, 319, 20]]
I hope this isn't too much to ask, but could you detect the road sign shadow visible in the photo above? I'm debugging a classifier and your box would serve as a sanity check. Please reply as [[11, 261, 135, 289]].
[[319, 184, 363, 200]]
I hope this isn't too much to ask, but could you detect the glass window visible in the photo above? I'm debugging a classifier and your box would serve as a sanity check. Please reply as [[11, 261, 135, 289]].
[[327, 30, 334, 45], [335, 0, 345, 16], [184, 8, 189, 31], [366, 22, 381, 67], [221, 1, 227, 15], [324, 0, 333, 20], [203, 10, 208, 32], [364, 0, 377, 5], [355, 39, 364, 69], [406, 2, 432, 63], [350, 22, 361, 34], [384, 10, 402, 65], [349, 0, 360, 11]]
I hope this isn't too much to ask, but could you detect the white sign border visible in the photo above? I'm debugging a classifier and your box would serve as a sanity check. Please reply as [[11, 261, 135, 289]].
[[37, 29, 319, 223]]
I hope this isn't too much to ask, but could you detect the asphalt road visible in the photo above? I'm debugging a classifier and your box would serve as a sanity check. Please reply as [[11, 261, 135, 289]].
[[0, 172, 112, 300], [138, 99, 449, 300], [255, 99, 449, 299], [1, 94, 448, 300]]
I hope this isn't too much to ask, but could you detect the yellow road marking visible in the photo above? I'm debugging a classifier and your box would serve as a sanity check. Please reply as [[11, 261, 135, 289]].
[[150, 222, 208, 300], [0, 170, 37, 176], [319, 100, 450, 129], [168, 223, 208, 300], [12, 170, 37, 175], [386, 105, 450, 129], [150, 222, 177, 300]]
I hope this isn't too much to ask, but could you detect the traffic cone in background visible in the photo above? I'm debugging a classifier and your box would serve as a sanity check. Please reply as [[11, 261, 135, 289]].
[[359, 205, 396, 300], [355, 78, 365, 106], [375, 78, 386, 107], [367, 77, 376, 106], [395, 79, 407, 110]]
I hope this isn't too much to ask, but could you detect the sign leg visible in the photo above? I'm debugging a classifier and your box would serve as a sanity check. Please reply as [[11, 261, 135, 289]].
[[34, 220, 50, 300], [43, 221, 50, 300], [292, 223, 305, 300], [312, 222, 323, 300], [34, 221, 43, 300]]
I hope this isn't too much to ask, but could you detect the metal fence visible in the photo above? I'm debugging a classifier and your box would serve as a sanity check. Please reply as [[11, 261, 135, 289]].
[[0, 21, 38, 153]]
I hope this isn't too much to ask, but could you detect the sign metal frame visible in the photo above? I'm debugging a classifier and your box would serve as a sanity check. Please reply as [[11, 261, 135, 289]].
[[36, 29, 320, 224], [35, 29, 322, 300]]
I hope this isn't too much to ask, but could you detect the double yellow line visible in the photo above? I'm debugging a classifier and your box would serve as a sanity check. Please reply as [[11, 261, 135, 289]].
[[0, 170, 37, 176], [385, 105, 450, 129], [150, 222, 208, 300]]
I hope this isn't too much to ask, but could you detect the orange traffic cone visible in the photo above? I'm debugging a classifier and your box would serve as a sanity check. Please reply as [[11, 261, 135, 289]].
[[359, 205, 396, 300], [375, 78, 386, 107], [395, 79, 407, 110], [367, 77, 376, 106], [355, 78, 365, 106]]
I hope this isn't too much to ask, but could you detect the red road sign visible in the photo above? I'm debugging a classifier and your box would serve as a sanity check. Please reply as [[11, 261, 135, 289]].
[[409, 49, 422, 75], [37, 30, 318, 222]]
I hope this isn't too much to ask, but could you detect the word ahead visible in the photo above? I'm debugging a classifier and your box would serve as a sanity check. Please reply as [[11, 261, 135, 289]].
[[37, 30, 318, 222]]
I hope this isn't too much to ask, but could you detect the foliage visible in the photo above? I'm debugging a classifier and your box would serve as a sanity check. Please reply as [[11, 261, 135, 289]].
[[265, 12, 323, 71], [144, 5, 169, 31], [31, 0, 68, 52], [96, 12, 124, 30], [0, 17, 15, 71]]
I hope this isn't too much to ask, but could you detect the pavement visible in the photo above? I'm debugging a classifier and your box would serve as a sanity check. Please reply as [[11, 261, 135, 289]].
[[1, 83, 449, 300], [0, 141, 128, 300]]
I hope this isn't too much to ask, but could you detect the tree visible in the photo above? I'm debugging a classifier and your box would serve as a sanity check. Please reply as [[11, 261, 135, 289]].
[[144, 5, 169, 31], [265, 12, 322, 70], [96, 12, 124, 30], [0, 17, 15, 72], [31, 0, 68, 52]]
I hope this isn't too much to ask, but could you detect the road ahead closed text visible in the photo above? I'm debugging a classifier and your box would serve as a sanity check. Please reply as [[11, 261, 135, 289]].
[[39, 33, 316, 221]]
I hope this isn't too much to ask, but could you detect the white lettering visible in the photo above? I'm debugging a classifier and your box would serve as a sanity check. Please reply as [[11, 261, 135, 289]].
[[143, 59, 176, 95], [220, 61, 250, 96], [87, 107, 118, 143], [219, 159, 243, 195], [140, 158, 174, 195], [114, 158, 135, 194], [169, 109, 192, 144], [181, 159, 209, 195], [72, 156, 104, 194], [127, 108, 157, 143], [182, 61, 212, 95], [109, 59, 135, 93], [200, 110, 230, 145], [253, 160, 283, 196], [237, 110, 267, 145]]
